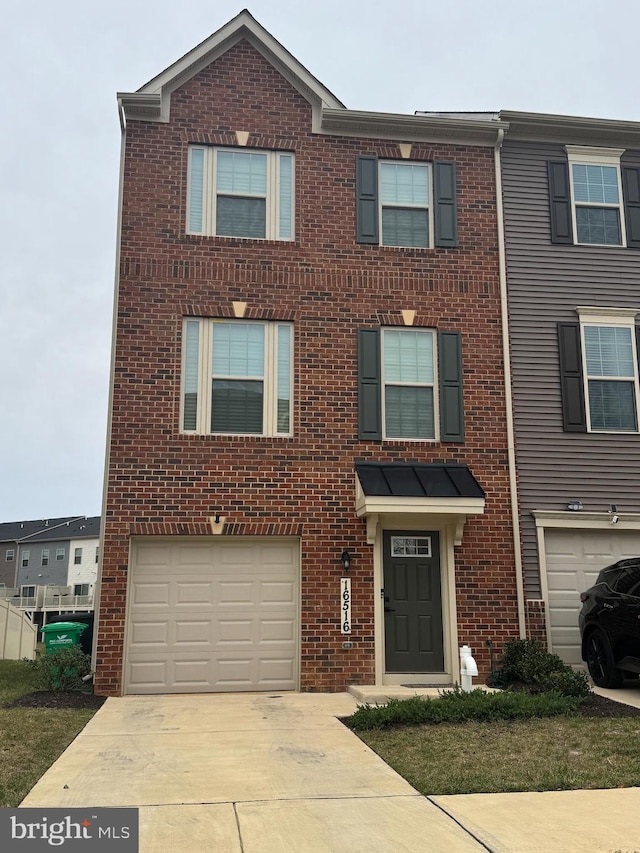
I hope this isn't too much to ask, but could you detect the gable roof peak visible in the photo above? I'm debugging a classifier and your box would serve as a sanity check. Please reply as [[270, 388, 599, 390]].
[[119, 9, 344, 125]]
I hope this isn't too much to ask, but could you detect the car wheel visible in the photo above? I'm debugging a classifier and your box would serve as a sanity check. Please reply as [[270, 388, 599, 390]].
[[585, 628, 624, 688]]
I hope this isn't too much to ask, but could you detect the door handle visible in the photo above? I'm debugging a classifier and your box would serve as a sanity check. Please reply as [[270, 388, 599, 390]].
[[384, 606, 395, 612]]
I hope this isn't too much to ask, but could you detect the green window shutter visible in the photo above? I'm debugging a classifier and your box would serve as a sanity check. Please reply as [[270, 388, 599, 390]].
[[558, 323, 587, 432], [548, 161, 574, 244], [356, 156, 379, 244], [438, 331, 464, 441], [434, 161, 458, 248], [622, 166, 640, 249], [358, 328, 382, 440]]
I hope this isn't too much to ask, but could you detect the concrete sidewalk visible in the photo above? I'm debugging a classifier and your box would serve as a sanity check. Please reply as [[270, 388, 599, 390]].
[[21, 689, 640, 852]]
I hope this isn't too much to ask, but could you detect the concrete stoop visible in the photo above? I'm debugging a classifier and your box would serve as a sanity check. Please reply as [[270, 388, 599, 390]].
[[348, 684, 454, 703]]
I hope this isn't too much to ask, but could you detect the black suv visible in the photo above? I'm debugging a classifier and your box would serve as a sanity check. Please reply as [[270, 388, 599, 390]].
[[579, 558, 640, 688]]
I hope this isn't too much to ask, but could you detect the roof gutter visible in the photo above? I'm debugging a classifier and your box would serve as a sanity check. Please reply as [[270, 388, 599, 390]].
[[494, 126, 527, 639]]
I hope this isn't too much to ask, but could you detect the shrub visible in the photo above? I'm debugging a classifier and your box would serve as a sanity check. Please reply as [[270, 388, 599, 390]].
[[499, 639, 591, 699], [28, 646, 92, 692], [345, 687, 581, 731]]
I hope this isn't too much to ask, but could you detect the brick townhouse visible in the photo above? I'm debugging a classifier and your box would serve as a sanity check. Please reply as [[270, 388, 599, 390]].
[[94, 10, 524, 696]]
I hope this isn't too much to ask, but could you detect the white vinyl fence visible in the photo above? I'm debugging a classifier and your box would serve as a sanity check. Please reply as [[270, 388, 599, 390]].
[[0, 598, 37, 660]]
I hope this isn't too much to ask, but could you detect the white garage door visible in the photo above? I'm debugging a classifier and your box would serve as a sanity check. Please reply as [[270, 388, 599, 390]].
[[124, 538, 299, 694], [545, 529, 640, 665]]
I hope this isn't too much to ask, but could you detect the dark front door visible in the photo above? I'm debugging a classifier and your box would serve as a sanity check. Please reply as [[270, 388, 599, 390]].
[[383, 531, 444, 673]]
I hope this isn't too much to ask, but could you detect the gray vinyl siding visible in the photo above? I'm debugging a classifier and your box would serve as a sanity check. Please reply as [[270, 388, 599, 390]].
[[16, 540, 70, 588], [502, 139, 640, 597], [0, 542, 17, 587]]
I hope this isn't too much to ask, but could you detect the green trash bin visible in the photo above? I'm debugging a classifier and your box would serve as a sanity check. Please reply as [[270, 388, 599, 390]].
[[41, 622, 87, 655]]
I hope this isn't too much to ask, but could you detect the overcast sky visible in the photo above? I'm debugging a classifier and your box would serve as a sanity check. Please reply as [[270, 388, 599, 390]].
[[1, 0, 638, 523]]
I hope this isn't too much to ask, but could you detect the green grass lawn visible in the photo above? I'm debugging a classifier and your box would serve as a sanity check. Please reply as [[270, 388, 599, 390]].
[[0, 659, 100, 807], [359, 715, 640, 795]]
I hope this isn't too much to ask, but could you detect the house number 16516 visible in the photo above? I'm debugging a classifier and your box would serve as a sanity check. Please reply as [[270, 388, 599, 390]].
[[341, 577, 351, 634]]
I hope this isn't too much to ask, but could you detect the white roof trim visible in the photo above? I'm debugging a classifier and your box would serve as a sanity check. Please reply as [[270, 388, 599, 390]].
[[533, 510, 640, 531], [120, 10, 344, 124], [356, 494, 486, 517]]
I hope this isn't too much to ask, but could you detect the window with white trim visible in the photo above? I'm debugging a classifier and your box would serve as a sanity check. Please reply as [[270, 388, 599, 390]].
[[56, 548, 65, 561], [578, 308, 639, 432], [382, 328, 437, 439], [74, 584, 90, 597], [187, 147, 294, 241], [5, 549, 14, 562], [41, 549, 49, 567], [20, 585, 35, 598], [391, 536, 432, 557], [380, 162, 432, 248], [182, 318, 293, 437], [567, 146, 626, 246], [22, 550, 29, 568], [74, 547, 82, 565]]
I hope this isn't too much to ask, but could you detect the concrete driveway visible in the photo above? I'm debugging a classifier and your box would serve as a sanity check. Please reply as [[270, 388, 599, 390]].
[[21, 692, 483, 852], [21, 689, 640, 853]]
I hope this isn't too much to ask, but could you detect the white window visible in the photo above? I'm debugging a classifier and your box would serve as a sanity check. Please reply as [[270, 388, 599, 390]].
[[22, 550, 30, 568], [95, 546, 99, 564], [187, 147, 294, 241], [382, 328, 437, 439], [56, 548, 65, 561], [41, 549, 49, 567], [578, 307, 639, 432], [21, 585, 35, 598], [380, 162, 432, 248], [74, 547, 82, 565], [391, 536, 432, 557], [5, 549, 14, 561], [74, 583, 90, 597], [566, 146, 626, 247], [181, 319, 293, 437]]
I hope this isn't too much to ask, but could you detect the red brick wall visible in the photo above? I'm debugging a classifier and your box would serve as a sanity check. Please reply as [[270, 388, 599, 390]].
[[95, 39, 521, 695]]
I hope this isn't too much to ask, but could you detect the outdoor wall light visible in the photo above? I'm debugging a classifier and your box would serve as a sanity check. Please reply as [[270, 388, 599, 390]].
[[341, 549, 351, 572], [567, 500, 583, 511]]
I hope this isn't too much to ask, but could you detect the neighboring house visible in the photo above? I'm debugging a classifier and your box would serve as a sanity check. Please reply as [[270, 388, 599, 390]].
[[95, 11, 524, 697], [500, 110, 640, 665], [0, 516, 100, 618], [0, 517, 75, 588], [67, 535, 100, 598]]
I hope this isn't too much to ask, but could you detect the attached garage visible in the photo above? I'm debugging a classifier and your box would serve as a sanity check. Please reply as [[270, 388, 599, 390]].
[[124, 538, 299, 694], [542, 526, 640, 665]]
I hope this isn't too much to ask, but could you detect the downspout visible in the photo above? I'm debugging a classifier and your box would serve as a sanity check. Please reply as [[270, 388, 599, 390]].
[[494, 127, 527, 639], [92, 99, 128, 674]]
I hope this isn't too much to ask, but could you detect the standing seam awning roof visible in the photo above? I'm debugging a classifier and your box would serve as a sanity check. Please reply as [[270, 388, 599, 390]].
[[355, 463, 485, 499]]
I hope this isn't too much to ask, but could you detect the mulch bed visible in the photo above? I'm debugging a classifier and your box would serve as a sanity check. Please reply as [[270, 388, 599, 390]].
[[3, 691, 107, 710], [577, 692, 640, 718]]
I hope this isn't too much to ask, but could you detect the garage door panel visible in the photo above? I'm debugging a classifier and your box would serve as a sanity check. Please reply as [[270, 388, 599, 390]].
[[545, 529, 640, 665], [260, 619, 296, 642], [218, 619, 254, 644], [175, 581, 214, 604], [132, 582, 170, 605], [173, 659, 212, 686], [174, 620, 212, 645], [128, 660, 168, 688], [261, 581, 295, 604], [218, 580, 255, 605], [130, 622, 169, 646], [125, 539, 299, 694]]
